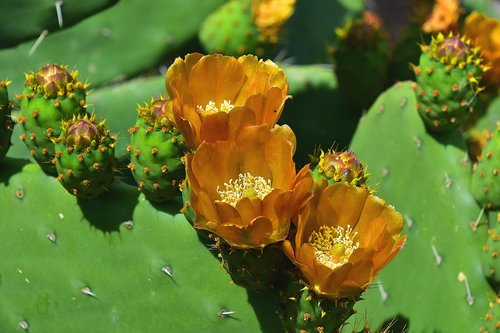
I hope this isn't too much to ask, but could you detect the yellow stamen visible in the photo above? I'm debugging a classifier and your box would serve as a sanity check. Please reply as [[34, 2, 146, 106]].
[[308, 225, 359, 270], [217, 172, 273, 207], [197, 100, 235, 114]]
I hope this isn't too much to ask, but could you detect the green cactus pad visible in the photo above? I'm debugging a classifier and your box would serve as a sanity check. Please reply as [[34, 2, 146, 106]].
[[471, 123, 500, 209], [0, 81, 13, 160], [53, 114, 115, 199], [128, 97, 185, 203], [279, 282, 355, 333], [19, 64, 88, 175], [0, 163, 283, 332], [349, 81, 498, 332], [0, 0, 117, 48], [413, 33, 486, 131], [199, 0, 261, 56]]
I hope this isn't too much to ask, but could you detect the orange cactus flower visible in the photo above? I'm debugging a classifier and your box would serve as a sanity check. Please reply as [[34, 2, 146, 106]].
[[422, 0, 461, 33], [186, 124, 313, 249], [464, 12, 500, 90], [165, 53, 289, 149], [252, 0, 296, 43], [283, 182, 406, 300]]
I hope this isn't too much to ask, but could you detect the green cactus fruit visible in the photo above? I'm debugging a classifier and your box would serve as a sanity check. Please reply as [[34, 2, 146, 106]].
[[0, 81, 13, 160], [19, 64, 88, 175], [127, 96, 185, 203], [218, 241, 290, 291], [311, 149, 368, 187], [279, 282, 355, 333], [53, 114, 115, 199], [482, 211, 500, 288], [471, 123, 500, 209], [412, 33, 487, 131], [333, 18, 389, 111], [199, 0, 261, 56]]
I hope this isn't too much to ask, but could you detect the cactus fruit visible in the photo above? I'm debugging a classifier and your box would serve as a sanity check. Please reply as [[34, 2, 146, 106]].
[[333, 18, 389, 111], [482, 211, 500, 288], [199, 0, 261, 56], [311, 149, 368, 187], [412, 33, 487, 131], [199, 0, 295, 57], [0, 80, 13, 160], [218, 241, 290, 290], [18, 64, 89, 174], [279, 283, 355, 333], [53, 114, 115, 199], [128, 97, 185, 202], [471, 123, 500, 209]]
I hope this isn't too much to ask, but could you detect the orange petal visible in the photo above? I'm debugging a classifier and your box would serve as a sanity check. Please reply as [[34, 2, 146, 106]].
[[190, 140, 239, 199], [265, 131, 295, 189], [166, 53, 204, 103], [244, 88, 287, 125], [215, 201, 244, 227], [235, 196, 263, 226], [188, 55, 246, 107], [236, 125, 273, 179], [283, 239, 296, 262], [191, 189, 221, 231], [315, 183, 369, 230]]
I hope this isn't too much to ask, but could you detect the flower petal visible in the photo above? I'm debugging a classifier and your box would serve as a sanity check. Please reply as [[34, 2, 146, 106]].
[[188, 54, 246, 107]]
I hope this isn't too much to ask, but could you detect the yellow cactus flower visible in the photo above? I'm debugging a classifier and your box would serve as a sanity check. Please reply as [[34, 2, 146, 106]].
[[165, 53, 289, 149], [464, 12, 500, 90], [422, 0, 461, 33], [186, 124, 313, 249], [252, 0, 295, 43], [283, 182, 406, 300]]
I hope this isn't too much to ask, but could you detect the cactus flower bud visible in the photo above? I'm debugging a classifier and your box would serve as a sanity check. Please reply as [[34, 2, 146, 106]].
[[34, 64, 75, 98], [65, 118, 100, 149]]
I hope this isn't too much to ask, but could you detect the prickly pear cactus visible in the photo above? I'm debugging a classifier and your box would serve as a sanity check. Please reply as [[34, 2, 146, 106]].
[[350, 81, 500, 332], [333, 18, 389, 110], [218, 242, 289, 290], [471, 122, 500, 209], [200, 0, 261, 56], [18, 64, 88, 175], [279, 284, 355, 333], [128, 97, 185, 202], [0, 80, 13, 160], [53, 114, 115, 199], [0, 163, 283, 333], [412, 33, 487, 131]]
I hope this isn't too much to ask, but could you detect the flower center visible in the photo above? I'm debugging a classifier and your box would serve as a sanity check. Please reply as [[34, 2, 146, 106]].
[[197, 100, 235, 114], [308, 225, 359, 270], [217, 172, 273, 207]]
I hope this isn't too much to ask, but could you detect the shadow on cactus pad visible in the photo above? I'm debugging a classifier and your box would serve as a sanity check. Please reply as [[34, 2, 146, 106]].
[[0, 157, 30, 185], [76, 181, 140, 232]]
